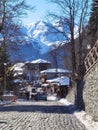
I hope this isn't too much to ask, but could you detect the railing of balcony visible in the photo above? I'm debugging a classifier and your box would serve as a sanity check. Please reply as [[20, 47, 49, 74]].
[[84, 40, 98, 72]]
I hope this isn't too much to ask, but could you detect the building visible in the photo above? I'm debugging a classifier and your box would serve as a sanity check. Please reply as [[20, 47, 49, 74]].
[[40, 68, 71, 79], [24, 59, 51, 82]]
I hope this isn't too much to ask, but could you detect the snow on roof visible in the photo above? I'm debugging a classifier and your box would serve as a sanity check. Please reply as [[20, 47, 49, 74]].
[[11, 62, 25, 71], [40, 68, 71, 74], [13, 67, 23, 71], [13, 72, 23, 77], [47, 76, 70, 86], [30, 59, 51, 64], [59, 76, 70, 85], [42, 83, 49, 87], [13, 79, 22, 83]]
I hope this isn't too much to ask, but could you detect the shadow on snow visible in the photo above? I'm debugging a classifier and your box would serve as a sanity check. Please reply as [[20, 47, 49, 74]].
[[0, 102, 78, 114]]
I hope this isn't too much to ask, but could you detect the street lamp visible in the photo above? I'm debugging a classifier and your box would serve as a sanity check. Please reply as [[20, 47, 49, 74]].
[[87, 44, 91, 50], [4, 63, 7, 95]]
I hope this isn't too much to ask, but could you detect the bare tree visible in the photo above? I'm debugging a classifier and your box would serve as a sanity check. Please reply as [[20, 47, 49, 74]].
[[46, 0, 90, 79], [49, 41, 71, 70], [0, 0, 34, 62], [0, 0, 34, 30], [49, 44, 59, 70], [0, 0, 34, 92]]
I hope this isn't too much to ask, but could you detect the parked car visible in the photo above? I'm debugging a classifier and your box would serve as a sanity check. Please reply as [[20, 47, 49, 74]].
[[32, 88, 37, 93], [33, 83, 41, 88], [35, 92, 47, 101], [36, 87, 43, 93], [35, 87, 47, 101], [31, 87, 37, 100]]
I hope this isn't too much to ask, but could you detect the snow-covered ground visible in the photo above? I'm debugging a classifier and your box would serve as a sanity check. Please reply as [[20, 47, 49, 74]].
[[59, 98, 98, 130], [0, 100, 12, 106], [47, 94, 59, 101]]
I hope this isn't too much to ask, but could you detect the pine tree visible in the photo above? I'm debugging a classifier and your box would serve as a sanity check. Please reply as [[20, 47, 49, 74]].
[[0, 45, 8, 93], [89, 0, 98, 45]]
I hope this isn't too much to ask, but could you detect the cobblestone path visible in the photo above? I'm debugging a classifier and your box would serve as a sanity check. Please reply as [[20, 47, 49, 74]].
[[0, 101, 87, 130]]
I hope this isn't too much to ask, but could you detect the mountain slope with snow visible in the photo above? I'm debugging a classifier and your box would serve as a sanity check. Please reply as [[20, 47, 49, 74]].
[[8, 20, 69, 63]]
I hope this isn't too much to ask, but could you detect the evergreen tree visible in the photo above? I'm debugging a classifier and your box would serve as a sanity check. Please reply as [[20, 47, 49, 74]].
[[0, 43, 9, 93], [89, 0, 98, 45]]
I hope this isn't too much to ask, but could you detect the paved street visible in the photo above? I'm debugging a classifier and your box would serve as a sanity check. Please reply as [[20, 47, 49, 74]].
[[0, 101, 87, 130]]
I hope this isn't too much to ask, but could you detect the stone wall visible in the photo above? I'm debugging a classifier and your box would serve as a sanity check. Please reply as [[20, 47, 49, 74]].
[[66, 40, 98, 118], [83, 61, 98, 121], [67, 64, 98, 117], [66, 61, 98, 115], [83, 40, 98, 121]]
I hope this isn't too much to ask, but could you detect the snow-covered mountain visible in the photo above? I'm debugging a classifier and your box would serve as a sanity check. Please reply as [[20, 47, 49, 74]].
[[8, 20, 68, 63]]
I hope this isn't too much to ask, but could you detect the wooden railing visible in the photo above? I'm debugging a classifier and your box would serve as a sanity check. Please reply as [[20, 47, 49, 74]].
[[84, 40, 98, 72]]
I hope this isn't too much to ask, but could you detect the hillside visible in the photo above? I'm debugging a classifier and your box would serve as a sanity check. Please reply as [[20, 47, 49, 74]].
[[8, 20, 68, 67]]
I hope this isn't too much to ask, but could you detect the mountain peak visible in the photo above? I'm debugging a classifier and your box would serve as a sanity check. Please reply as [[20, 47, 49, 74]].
[[9, 20, 67, 62]]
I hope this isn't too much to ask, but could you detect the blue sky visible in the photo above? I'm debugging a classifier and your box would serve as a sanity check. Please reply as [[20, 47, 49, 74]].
[[22, 0, 57, 25], [22, 0, 92, 25]]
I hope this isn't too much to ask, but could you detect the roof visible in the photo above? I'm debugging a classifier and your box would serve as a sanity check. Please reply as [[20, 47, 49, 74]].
[[47, 76, 70, 86], [40, 68, 71, 74], [13, 72, 23, 77], [11, 62, 25, 71], [30, 59, 51, 64], [13, 79, 22, 83], [11, 62, 24, 77]]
